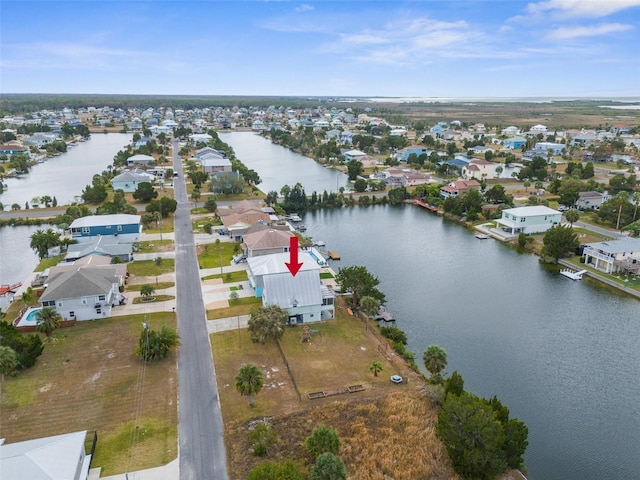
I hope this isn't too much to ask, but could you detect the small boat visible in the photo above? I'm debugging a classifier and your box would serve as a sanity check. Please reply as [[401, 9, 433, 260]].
[[0, 282, 22, 295], [314, 240, 326, 247], [475, 233, 489, 239], [296, 224, 307, 232], [288, 214, 302, 222], [560, 269, 587, 280]]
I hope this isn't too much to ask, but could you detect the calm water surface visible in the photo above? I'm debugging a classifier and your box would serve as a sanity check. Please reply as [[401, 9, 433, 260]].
[[0, 133, 132, 308], [220, 131, 349, 195], [0, 133, 132, 207], [222, 130, 640, 480], [303, 206, 640, 480]]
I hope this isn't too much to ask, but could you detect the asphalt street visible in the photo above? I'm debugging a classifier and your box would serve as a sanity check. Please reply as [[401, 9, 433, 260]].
[[173, 139, 228, 480]]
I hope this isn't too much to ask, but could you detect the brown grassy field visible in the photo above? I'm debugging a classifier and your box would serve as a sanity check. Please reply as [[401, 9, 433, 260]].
[[212, 298, 456, 479], [0, 312, 178, 476]]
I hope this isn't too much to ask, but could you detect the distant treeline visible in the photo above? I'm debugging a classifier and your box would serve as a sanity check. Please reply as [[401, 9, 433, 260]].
[[0, 94, 366, 115]]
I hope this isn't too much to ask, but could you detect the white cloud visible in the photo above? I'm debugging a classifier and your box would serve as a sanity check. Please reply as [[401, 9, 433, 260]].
[[546, 22, 634, 39], [527, 0, 640, 18], [295, 4, 314, 12]]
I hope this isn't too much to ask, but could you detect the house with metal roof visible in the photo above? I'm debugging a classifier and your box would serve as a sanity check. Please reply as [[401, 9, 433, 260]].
[[70, 214, 141, 239], [65, 236, 135, 262], [0, 430, 95, 480], [247, 252, 334, 324], [582, 238, 640, 274], [496, 206, 562, 235], [126, 153, 155, 166]]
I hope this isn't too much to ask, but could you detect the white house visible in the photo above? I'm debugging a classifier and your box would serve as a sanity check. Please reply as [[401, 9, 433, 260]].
[[39, 265, 126, 320], [0, 430, 95, 480], [575, 191, 611, 210], [461, 159, 497, 180], [111, 170, 155, 193], [126, 154, 155, 166], [496, 206, 562, 235], [199, 155, 232, 175], [502, 126, 520, 136], [583, 238, 640, 274], [343, 149, 367, 162], [247, 252, 335, 323]]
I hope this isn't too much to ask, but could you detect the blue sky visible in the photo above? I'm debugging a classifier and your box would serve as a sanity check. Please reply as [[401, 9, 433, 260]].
[[1, 0, 639, 98]]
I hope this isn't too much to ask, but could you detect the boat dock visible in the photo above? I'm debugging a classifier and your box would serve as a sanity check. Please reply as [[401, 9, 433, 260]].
[[560, 269, 587, 280], [328, 251, 341, 260], [374, 306, 395, 322], [413, 198, 440, 213]]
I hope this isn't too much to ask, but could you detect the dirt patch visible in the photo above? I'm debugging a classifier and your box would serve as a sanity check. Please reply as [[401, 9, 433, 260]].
[[206, 300, 229, 310], [203, 278, 224, 285]]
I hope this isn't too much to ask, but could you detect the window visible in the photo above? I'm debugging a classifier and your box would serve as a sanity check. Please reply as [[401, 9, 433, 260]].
[[82, 298, 88, 305], [82, 227, 90, 234], [117, 225, 123, 232], [98, 295, 106, 301], [57, 301, 63, 307], [96, 309, 101, 314], [43, 300, 55, 307], [69, 311, 75, 317]]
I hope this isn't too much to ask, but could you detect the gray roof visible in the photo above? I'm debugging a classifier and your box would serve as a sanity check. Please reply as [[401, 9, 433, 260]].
[[70, 214, 141, 229], [243, 229, 294, 251], [502, 206, 561, 217], [0, 430, 89, 480], [40, 268, 119, 302], [262, 270, 322, 308], [65, 236, 133, 260], [111, 171, 154, 182], [585, 237, 640, 254]]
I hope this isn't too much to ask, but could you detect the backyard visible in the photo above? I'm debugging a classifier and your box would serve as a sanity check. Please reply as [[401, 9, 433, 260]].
[[0, 312, 178, 476]]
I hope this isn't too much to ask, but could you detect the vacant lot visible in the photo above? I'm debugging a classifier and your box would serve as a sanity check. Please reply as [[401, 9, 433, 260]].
[[211, 299, 445, 479], [0, 313, 178, 476]]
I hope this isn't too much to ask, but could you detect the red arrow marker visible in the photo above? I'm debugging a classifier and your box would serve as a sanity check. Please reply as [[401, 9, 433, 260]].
[[286, 236, 303, 276]]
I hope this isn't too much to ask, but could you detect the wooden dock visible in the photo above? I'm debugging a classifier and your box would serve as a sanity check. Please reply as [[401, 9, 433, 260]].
[[328, 251, 341, 260], [413, 198, 439, 213]]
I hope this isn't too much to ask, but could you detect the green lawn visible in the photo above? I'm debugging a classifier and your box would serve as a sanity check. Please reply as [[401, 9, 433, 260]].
[[127, 259, 175, 276], [320, 272, 335, 279], [202, 270, 248, 283], [35, 257, 60, 272], [207, 297, 261, 319], [126, 282, 175, 292], [135, 240, 174, 253], [198, 242, 237, 268]]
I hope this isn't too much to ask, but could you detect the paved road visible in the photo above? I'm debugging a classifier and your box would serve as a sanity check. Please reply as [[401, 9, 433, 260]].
[[173, 139, 228, 480]]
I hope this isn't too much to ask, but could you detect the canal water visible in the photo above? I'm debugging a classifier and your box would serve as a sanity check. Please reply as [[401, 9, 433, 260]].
[[0, 133, 132, 207], [220, 131, 350, 195], [1, 131, 638, 478], [0, 133, 132, 310], [227, 132, 640, 480]]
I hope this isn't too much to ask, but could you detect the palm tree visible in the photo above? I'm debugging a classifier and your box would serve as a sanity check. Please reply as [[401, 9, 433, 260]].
[[29, 228, 60, 259], [35, 307, 61, 341], [22, 289, 33, 308], [633, 192, 640, 221], [615, 191, 630, 230], [235, 363, 264, 407], [0, 346, 18, 394], [423, 345, 448, 380], [369, 360, 383, 377]]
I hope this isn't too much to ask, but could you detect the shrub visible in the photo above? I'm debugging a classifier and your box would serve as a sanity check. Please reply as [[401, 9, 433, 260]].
[[247, 460, 307, 480], [250, 423, 276, 457], [305, 426, 340, 460], [379, 325, 407, 345], [0, 321, 44, 369]]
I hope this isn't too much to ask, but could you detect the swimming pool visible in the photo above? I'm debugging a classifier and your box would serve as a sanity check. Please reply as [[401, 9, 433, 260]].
[[17, 307, 42, 327], [307, 248, 327, 266]]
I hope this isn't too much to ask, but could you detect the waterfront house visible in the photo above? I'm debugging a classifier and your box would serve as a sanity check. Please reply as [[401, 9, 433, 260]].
[[461, 159, 497, 181], [189, 133, 213, 144], [199, 155, 232, 175], [126, 154, 155, 166], [39, 265, 126, 320], [575, 191, 611, 210], [70, 214, 142, 240], [582, 238, 640, 274], [110, 170, 155, 193], [343, 149, 367, 162], [247, 252, 335, 323], [65, 236, 135, 262], [242, 228, 295, 258], [0, 144, 28, 156], [439, 179, 481, 199], [22, 132, 57, 147], [0, 430, 95, 480], [495, 206, 562, 235], [534, 142, 565, 156], [221, 211, 272, 240]]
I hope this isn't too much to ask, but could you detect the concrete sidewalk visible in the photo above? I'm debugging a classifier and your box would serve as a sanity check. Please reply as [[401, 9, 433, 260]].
[[94, 459, 178, 480]]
